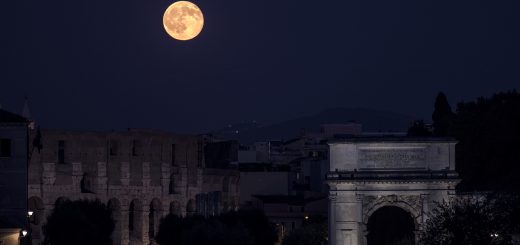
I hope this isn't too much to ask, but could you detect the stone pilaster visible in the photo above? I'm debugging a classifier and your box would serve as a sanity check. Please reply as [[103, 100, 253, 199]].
[[332, 193, 363, 245], [161, 162, 170, 195], [97, 162, 108, 196], [120, 205, 130, 245], [141, 203, 150, 244], [42, 162, 56, 185], [328, 192, 337, 245], [121, 162, 130, 186], [142, 162, 150, 187], [111, 206, 123, 245], [72, 162, 83, 193]]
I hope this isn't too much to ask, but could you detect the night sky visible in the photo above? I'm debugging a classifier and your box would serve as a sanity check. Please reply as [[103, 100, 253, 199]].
[[1, 0, 519, 133]]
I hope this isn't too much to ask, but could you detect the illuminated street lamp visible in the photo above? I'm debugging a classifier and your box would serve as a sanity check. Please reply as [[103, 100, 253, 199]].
[[21, 230, 28, 237], [27, 211, 33, 217]]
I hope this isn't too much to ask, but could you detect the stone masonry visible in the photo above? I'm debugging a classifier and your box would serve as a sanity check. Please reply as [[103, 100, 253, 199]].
[[27, 129, 239, 245], [327, 137, 460, 245]]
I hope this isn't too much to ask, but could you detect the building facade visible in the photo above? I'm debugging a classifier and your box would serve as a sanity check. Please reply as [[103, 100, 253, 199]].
[[27, 129, 239, 245], [327, 137, 459, 245], [0, 109, 29, 245]]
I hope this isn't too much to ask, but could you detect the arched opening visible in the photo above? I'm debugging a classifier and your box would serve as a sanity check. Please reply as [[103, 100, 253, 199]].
[[148, 199, 162, 243], [80, 173, 94, 193], [54, 197, 69, 207], [186, 199, 196, 216], [129, 199, 143, 244], [367, 206, 415, 245], [108, 198, 122, 245], [169, 201, 181, 216], [28, 196, 45, 245]]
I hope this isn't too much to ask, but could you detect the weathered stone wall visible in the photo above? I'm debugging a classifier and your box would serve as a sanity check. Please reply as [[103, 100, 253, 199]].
[[329, 139, 457, 172], [27, 129, 239, 245]]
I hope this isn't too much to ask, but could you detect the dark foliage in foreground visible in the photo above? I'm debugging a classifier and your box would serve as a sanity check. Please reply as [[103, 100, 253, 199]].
[[420, 194, 520, 245], [451, 91, 520, 191], [155, 209, 277, 245], [412, 90, 520, 191], [43, 199, 114, 245], [282, 215, 328, 245]]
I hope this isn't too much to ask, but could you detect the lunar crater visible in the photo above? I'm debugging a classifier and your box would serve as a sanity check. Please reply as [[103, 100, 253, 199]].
[[163, 1, 204, 41]]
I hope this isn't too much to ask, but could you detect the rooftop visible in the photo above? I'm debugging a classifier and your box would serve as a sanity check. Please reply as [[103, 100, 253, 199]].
[[0, 109, 28, 124]]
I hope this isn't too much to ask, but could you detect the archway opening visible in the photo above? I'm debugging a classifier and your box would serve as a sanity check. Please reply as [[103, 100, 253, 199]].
[[169, 201, 181, 216], [149, 199, 162, 242], [186, 199, 196, 216], [367, 206, 415, 245], [129, 199, 143, 243]]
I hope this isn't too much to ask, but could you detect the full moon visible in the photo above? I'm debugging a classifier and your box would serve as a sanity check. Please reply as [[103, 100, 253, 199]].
[[163, 1, 204, 41]]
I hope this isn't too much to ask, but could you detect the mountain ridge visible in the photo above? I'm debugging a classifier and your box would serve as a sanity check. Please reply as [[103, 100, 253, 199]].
[[210, 107, 417, 144]]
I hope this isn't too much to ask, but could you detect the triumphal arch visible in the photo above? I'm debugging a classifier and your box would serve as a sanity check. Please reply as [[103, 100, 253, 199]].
[[327, 137, 460, 245]]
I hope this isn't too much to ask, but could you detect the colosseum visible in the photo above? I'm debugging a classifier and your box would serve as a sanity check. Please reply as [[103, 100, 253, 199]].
[[27, 128, 239, 245]]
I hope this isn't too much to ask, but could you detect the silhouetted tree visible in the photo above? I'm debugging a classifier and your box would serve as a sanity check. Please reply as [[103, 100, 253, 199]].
[[219, 209, 277, 245], [451, 90, 520, 191], [282, 215, 328, 245], [420, 194, 520, 245], [156, 209, 277, 245], [155, 215, 183, 245], [43, 199, 114, 245], [407, 120, 432, 136], [432, 92, 454, 136]]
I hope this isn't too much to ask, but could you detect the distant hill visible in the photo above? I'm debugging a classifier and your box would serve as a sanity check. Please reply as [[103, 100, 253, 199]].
[[210, 107, 416, 144]]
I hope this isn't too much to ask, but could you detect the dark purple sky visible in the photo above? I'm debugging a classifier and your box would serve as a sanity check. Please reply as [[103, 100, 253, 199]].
[[1, 0, 518, 133]]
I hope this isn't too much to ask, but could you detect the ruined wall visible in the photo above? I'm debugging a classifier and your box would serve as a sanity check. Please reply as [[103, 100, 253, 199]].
[[27, 129, 239, 245]]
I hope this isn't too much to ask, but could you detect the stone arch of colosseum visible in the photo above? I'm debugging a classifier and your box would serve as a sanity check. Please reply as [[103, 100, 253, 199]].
[[27, 130, 240, 245], [148, 198, 163, 242], [169, 201, 181, 216]]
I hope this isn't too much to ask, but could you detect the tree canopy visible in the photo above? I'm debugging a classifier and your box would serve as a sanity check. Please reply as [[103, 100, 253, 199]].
[[282, 215, 328, 245], [451, 90, 520, 191], [420, 194, 520, 245], [412, 90, 520, 191], [156, 209, 277, 245], [432, 92, 455, 137], [43, 199, 114, 245]]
